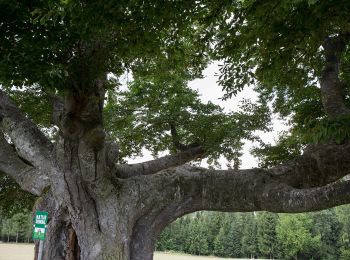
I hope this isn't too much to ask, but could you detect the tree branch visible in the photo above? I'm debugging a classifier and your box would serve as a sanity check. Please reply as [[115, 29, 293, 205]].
[[0, 89, 54, 169], [114, 146, 205, 178], [270, 142, 350, 188], [0, 132, 49, 195], [259, 179, 350, 213], [132, 141, 350, 222], [50, 94, 64, 126], [142, 165, 350, 218], [320, 34, 350, 119]]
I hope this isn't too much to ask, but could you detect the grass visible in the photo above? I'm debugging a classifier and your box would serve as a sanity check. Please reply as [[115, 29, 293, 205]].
[[0, 243, 247, 260]]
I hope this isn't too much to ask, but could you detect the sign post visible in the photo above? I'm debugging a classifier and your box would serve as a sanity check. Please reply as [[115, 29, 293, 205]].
[[32, 211, 48, 260]]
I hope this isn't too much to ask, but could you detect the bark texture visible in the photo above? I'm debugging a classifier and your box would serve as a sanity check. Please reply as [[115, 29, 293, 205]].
[[1, 35, 350, 259], [320, 34, 350, 119]]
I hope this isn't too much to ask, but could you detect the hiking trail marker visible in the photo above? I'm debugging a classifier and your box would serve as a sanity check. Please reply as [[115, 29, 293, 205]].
[[32, 211, 48, 260], [32, 211, 48, 240]]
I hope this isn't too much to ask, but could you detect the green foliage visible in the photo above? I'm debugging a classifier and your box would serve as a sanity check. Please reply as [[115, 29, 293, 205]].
[[300, 115, 350, 145], [312, 209, 342, 258], [257, 212, 278, 258], [0, 173, 36, 218], [253, 115, 350, 168], [212, 0, 350, 99], [6, 87, 52, 128], [0, 218, 14, 242], [277, 214, 321, 259], [0, 210, 33, 243], [104, 70, 270, 165], [205, 0, 350, 165], [214, 213, 243, 258], [252, 132, 303, 168], [241, 213, 258, 258], [0, 0, 202, 91], [1, 2, 350, 257], [156, 207, 350, 259], [224, 216, 243, 258], [213, 226, 227, 256], [187, 214, 209, 255], [156, 217, 189, 252], [200, 212, 224, 252], [336, 205, 350, 259]]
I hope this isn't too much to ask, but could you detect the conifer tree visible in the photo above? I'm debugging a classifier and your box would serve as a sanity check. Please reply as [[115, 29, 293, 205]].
[[257, 212, 278, 259]]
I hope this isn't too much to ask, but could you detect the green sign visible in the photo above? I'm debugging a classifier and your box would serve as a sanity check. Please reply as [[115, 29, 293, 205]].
[[32, 211, 48, 240]]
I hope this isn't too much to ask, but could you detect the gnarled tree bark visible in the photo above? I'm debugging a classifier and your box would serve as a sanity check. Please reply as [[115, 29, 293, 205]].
[[320, 34, 350, 119], [1, 35, 350, 259]]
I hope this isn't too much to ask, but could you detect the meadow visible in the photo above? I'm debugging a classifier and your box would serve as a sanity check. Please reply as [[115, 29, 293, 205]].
[[0, 243, 245, 260]]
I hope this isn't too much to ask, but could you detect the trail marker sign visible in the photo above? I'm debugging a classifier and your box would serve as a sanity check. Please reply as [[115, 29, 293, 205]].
[[32, 211, 48, 240]]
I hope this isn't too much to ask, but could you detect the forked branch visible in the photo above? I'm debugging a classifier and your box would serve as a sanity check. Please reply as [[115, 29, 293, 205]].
[[134, 141, 350, 223], [0, 89, 54, 169], [0, 132, 49, 195], [114, 145, 204, 178]]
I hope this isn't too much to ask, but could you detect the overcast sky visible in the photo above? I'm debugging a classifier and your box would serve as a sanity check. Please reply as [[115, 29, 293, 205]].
[[126, 62, 289, 169]]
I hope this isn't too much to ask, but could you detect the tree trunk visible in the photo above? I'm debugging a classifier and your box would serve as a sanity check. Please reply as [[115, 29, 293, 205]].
[[16, 231, 18, 243], [2, 80, 350, 259], [23, 139, 350, 260], [32, 188, 159, 260]]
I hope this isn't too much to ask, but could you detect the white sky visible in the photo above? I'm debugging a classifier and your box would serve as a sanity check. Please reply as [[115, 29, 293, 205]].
[[126, 62, 289, 169]]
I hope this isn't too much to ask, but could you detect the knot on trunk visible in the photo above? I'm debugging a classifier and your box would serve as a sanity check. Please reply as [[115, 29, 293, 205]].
[[83, 126, 106, 150], [105, 141, 119, 168]]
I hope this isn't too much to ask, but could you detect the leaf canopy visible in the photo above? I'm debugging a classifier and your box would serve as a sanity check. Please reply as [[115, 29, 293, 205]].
[[1, 0, 350, 167]]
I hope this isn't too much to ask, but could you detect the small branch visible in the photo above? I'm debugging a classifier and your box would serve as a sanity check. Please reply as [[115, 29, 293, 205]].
[[169, 122, 201, 151], [169, 122, 186, 150], [0, 132, 49, 195], [114, 146, 205, 178], [0, 90, 54, 169], [320, 34, 350, 119]]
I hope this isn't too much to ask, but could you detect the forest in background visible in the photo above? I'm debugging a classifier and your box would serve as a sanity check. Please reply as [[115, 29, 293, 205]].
[[2, 205, 350, 259], [0, 210, 32, 243], [156, 205, 350, 259]]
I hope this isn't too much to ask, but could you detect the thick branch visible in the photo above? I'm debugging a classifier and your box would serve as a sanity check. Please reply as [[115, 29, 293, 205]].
[[114, 146, 205, 178], [142, 165, 350, 217], [270, 142, 350, 188], [0, 89, 54, 169], [185, 166, 350, 213], [0, 132, 49, 195], [320, 35, 350, 119], [133, 141, 350, 222], [260, 180, 350, 213], [122, 141, 350, 258]]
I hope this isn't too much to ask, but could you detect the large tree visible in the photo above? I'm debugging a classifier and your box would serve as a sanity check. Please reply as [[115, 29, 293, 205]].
[[1, 0, 350, 259]]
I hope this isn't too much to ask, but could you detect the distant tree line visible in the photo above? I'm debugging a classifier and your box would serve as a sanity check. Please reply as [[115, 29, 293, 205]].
[[2, 205, 350, 259], [0, 210, 33, 243], [156, 205, 350, 259]]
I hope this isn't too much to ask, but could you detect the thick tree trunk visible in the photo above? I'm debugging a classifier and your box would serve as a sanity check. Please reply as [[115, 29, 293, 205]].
[[2, 73, 350, 259], [29, 85, 145, 260], [32, 183, 158, 260]]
